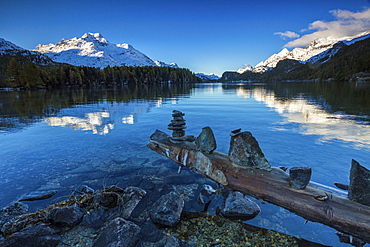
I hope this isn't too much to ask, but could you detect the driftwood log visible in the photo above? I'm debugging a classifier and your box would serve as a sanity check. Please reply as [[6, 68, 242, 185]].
[[147, 129, 370, 243]]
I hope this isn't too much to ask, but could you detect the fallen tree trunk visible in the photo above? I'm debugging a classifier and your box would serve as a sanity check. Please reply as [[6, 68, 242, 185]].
[[147, 129, 370, 243]]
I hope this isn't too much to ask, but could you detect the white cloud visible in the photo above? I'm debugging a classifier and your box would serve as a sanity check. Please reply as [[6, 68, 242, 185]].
[[284, 8, 370, 48], [274, 31, 300, 39]]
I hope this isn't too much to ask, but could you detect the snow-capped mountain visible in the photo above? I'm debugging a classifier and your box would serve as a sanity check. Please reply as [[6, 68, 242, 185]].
[[195, 73, 220, 81], [237, 30, 370, 73], [154, 61, 179, 68], [0, 38, 55, 65], [33, 33, 161, 68]]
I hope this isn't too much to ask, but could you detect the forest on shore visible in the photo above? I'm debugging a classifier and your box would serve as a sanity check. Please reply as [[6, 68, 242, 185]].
[[0, 57, 201, 89]]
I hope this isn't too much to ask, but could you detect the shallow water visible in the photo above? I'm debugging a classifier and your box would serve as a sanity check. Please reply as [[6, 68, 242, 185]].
[[1, 82, 370, 246]]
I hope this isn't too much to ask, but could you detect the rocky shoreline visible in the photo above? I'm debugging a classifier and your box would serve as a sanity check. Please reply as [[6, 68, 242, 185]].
[[0, 183, 328, 247]]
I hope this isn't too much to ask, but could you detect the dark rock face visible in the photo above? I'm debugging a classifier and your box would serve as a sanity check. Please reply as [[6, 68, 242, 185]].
[[196, 126, 217, 154], [149, 192, 184, 227], [0, 224, 60, 247], [228, 131, 271, 170], [119, 187, 147, 219], [46, 204, 83, 227], [19, 190, 57, 201], [220, 192, 260, 220], [93, 218, 140, 247], [289, 167, 312, 189], [348, 159, 370, 206]]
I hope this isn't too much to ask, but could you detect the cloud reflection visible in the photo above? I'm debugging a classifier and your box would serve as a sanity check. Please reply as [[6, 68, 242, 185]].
[[46, 112, 114, 135], [236, 87, 370, 147]]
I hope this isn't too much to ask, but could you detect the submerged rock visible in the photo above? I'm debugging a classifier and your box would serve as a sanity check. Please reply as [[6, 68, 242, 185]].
[[195, 126, 217, 154], [289, 167, 312, 189], [228, 131, 271, 170], [93, 217, 140, 247], [150, 192, 184, 227], [220, 192, 260, 220], [18, 190, 57, 201], [0, 202, 28, 233], [348, 159, 370, 206]]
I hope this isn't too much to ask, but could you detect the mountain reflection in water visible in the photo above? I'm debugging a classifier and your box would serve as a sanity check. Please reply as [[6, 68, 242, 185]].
[[235, 86, 370, 148]]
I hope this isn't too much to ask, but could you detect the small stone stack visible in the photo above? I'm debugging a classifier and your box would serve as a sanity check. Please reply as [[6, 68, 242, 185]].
[[168, 110, 195, 141], [168, 110, 186, 139]]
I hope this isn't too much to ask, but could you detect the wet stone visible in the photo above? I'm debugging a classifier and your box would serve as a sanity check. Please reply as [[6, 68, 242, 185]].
[[195, 126, 217, 154], [289, 167, 312, 189], [348, 159, 370, 206], [46, 204, 83, 227], [150, 191, 184, 227], [80, 185, 95, 194], [93, 217, 141, 247], [119, 186, 147, 219], [228, 131, 271, 170], [220, 192, 260, 220], [18, 190, 57, 201]]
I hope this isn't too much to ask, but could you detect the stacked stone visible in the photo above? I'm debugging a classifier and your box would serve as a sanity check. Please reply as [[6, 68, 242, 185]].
[[168, 110, 186, 139]]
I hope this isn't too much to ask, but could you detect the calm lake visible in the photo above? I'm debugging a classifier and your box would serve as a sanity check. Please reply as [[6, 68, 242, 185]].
[[1, 82, 370, 246]]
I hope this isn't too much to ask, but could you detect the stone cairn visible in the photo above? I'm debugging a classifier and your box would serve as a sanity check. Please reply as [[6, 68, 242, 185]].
[[168, 110, 195, 141]]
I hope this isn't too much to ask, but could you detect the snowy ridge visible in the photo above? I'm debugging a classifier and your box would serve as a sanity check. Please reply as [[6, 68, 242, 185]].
[[154, 61, 179, 68], [33, 33, 163, 68], [0, 38, 55, 65], [195, 73, 220, 81], [237, 30, 370, 73]]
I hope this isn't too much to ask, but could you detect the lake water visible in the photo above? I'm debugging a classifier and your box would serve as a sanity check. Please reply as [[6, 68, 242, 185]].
[[1, 82, 370, 246]]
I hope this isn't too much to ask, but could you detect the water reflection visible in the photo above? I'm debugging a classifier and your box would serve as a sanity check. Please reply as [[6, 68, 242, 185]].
[[46, 112, 114, 135], [0, 84, 194, 133], [223, 82, 370, 148]]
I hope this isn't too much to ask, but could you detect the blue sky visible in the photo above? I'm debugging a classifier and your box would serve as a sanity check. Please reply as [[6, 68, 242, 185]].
[[1, 0, 370, 76]]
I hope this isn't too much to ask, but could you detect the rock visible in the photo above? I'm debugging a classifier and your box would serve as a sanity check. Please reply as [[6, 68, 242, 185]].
[[149, 192, 184, 227], [46, 204, 83, 227], [80, 207, 106, 229], [0, 224, 60, 247], [18, 190, 57, 201], [220, 192, 260, 220], [195, 126, 217, 154], [289, 167, 312, 189], [80, 185, 94, 194], [94, 192, 119, 208], [119, 187, 147, 219], [93, 218, 141, 247], [0, 202, 28, 232], [348, 159, 370, 206], [200, 184, 216, 197], [228, 131, 271, 170]]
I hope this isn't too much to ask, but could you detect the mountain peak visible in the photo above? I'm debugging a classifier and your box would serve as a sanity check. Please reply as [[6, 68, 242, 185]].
[[33, 33, 163, 68], [81, 32, 108, 43]]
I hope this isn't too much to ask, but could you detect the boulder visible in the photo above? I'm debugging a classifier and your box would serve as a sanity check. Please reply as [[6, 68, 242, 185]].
[[80, 185, 94, 194], [228, 131, 271, 170], [0, 224, 60, 247], [196, 126, 217, 154], [289, 167, 312, 189], [46, 204, 83, 227], [220, 192, 260, 220], [348, 159, 370, 206], [149, 192, 184, 227], [93, 218, 141, 247]]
